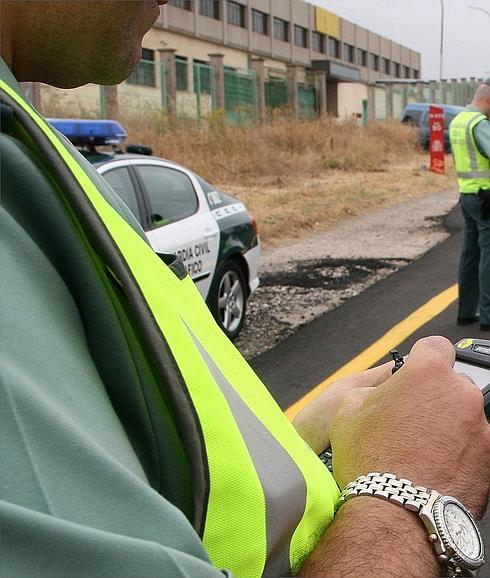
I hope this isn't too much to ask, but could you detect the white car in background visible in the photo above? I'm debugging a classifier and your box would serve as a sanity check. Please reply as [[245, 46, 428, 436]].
[[49, 119, 261, 340]]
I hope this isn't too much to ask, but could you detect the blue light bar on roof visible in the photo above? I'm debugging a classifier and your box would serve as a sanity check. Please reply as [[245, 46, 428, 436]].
[[47, 118, 127, 146]]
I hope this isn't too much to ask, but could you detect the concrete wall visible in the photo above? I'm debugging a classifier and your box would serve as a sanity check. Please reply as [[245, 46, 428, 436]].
[[41, 84, 101, 117], [374, 86, 387, 120], [118, 83, 163, 117], [340, 20, 355, 44], [176, 92, 213, 117], [337, 82, 367, 118], [392, 89, 404, 118]]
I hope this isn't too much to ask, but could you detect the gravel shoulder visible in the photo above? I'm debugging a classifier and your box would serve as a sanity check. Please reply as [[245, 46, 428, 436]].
[[235, 188, 459, 359]]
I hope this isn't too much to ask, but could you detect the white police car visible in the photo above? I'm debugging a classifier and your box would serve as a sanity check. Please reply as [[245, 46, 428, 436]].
[[49, 119, 260, 340]]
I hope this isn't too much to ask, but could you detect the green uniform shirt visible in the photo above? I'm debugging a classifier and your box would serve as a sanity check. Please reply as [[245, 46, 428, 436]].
[[0, 59, 230, 578]]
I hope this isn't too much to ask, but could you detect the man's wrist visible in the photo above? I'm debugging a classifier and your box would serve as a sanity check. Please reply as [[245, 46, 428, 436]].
[[299, 495, 439, 577]]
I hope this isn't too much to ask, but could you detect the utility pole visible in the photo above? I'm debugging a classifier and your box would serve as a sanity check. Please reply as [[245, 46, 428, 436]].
[[439, 0, 445, 80]]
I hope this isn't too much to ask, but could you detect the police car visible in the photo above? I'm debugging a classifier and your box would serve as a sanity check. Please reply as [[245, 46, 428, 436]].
[[49, 119, 260, 340]]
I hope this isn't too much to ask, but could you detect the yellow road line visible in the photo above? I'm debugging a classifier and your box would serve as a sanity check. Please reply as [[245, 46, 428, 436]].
[[285, 283, 458, 420]]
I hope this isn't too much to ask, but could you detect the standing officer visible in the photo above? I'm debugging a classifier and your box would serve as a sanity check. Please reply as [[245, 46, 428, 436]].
[[1, 3, 490, 578], [450, 80, 490, 329]]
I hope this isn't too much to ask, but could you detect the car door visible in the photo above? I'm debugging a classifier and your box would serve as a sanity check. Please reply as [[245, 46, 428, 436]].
[[133, 161, 220, 298]]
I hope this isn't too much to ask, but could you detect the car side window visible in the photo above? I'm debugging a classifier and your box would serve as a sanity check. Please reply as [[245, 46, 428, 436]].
[[137, 165, 199, 227], [102, 167, 142, 224], [403, 109, 424, 127], [193, 173, 215, 193]]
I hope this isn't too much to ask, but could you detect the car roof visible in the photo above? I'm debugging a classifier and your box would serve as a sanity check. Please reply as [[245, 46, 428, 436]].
[[402, 103, 464, 113], [84, 150, 191, 172]]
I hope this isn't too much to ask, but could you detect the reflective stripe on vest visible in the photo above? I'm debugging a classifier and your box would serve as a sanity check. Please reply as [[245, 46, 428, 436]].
[[0, 79, 339, 577], [449, 111, 490, 193]]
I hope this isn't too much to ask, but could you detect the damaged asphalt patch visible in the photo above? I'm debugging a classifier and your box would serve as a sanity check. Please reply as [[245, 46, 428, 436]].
[[234, 189, 459, 360], [235, 257, 408, 359]]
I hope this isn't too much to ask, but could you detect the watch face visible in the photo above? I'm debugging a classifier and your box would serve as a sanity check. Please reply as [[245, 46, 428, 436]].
[[443, 502, 481, 560]]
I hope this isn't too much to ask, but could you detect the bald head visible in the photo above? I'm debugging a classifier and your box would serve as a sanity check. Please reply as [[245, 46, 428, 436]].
[[1, 1, 166, 88], [472, 83, 490, 117]]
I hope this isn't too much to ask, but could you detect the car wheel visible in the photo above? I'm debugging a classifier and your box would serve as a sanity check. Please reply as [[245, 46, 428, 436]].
[[208, 260, 247, 341]]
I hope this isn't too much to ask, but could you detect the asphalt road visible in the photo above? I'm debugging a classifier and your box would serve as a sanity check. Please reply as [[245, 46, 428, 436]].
[[250, 206, 490, 575]]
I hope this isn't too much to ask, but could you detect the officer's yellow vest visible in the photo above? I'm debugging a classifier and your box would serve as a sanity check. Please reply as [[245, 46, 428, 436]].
[[0, 79, 339, 577], [449, 111, 490, 193]]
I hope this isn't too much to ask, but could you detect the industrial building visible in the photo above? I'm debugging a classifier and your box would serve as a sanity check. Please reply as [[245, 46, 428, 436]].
[[36, 0, 423, 120]]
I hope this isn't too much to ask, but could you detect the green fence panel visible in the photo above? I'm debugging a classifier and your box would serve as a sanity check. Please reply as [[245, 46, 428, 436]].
[[298, 85, 316, 118], [224, 68, 257, 123], [127, 58, 156, 87], [406, 85, 418, 105], [265, 78, 288, 110], [193, 63, 216, 121]]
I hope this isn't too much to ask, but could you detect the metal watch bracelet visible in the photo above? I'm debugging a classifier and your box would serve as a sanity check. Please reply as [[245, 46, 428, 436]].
[[336, 472, 483, 577], [336, 471, 431, 513]]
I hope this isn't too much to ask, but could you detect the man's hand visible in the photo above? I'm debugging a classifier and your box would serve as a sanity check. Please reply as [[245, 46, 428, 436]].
[[331, 335, 490, 518], [292, 360, 392, 454], [299, 336, 490, 577]]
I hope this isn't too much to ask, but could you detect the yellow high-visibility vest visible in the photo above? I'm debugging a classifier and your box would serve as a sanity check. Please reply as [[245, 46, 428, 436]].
[[449, 111, 490, 193], [0, 77, 339, 577]]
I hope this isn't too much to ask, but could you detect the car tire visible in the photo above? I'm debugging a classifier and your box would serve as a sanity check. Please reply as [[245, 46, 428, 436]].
[[208, 259, 247, 341]]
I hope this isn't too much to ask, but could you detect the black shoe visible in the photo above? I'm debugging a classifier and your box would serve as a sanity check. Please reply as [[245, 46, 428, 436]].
[[457, 316, 479, 326], [481, 324, 490, 331]]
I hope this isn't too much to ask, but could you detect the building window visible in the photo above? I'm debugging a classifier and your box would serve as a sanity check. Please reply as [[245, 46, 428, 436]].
[[383, 58, 391, 75], [193, 59, 211, 94], [403, 65, 411, 79], [393, 62, 401, 77], [413, 69, 419, 79], [294, 25, 307, 48], [357, 48, 367, 67], [343, 43, 354, 63], [274, 17, 289, 42], [312, 31, 325, 54], [252, 9, 268, 35], [328, 37, 340, 59], [127, 48, 155, 86], [227, 1, 245, 27], [369, 53, 379, 71], [199, 0, 220, 19], [176, 56, 188, 91], [168, 0, 191, 9]]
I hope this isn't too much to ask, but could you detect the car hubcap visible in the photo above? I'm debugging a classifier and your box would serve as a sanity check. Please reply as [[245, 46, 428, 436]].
[[218, 270, 244, 334]]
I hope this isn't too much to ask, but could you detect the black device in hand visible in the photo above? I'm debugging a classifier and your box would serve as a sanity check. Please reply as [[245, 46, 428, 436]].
[[454, 338, 490, 418], [319, 338, 490, 473]]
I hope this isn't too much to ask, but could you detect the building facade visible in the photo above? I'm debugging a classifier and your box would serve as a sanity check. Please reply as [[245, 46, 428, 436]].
[[37, 0, 422, 120]]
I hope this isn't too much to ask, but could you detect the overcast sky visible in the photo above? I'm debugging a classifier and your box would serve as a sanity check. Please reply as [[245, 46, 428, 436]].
[[310, 0, 490, 81]]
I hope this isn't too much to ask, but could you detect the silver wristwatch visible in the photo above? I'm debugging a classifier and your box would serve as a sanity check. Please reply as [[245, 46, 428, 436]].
[[337, 472, 485, 576]]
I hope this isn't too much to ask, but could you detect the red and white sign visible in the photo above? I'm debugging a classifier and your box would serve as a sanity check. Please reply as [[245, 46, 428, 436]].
[[429, 105, 445, 175]]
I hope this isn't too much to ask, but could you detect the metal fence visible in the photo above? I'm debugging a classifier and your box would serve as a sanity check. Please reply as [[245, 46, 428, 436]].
[[298, 85, 316, 119], [371, 78, 483, 121], [224, 68, 257, 123], [38, 56, 483, 126], [265, 78, 288, 112]]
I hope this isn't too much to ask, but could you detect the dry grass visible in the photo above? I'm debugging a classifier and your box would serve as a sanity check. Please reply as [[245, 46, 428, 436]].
[[123, 114, 456, 246]]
